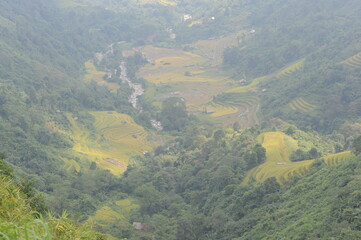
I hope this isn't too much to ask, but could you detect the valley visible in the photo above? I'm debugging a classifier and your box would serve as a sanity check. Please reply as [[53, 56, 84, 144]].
[[0, 0, 360, 239]]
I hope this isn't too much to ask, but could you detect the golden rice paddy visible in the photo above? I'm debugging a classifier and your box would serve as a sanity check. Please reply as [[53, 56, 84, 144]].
[[243, 132, 309, 184], [83, 60, 120, 92], [323, 151, 353, 166], [275, 59, 304, 78], [243, 132, 353, 184], [341, 52, 361, 68], [289, 98, 316, 112], [67, 111, 152, 176]]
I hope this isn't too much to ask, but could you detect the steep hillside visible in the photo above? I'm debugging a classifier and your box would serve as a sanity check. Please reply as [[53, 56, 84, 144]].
[[0, 0, 162, 224], [238, 154, 361, 240], [112, 125, 360, 239], [0, 156, 112, 240], [222, 0, 361, 132]]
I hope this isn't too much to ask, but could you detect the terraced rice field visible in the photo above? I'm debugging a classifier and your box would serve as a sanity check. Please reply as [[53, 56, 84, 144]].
[[189, 32, 243, 65], [138, 42, 260, 127], [243, 132, 354, 184], [289, 98, 316, 112], [144, 70, 223, 84], [138, 45, 235, 105], [205, 102, 239, 117], [341, 52, 361, 68], [243, 132, 314, 184], [67, 111, 152, 176], [89, 206, 123, 224], [83, 60, 120, 92], [214, 93, 259, 106], [274, 59, 304, 78], [138, 46, 204, 79], [61, 157, 81, 172], [188, 20, 203, 27], [88, 198, 139, 226], [323, 151, 353, 166], [227, 58, 304, 94], [227, 76, 267, 93]]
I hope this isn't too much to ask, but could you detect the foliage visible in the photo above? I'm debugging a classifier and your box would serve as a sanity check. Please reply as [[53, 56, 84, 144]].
[[290, 148, 321, 162], [222, 0, 361, 132], [117, 130, 361, 239], [160, 97, 189, 132], [353, 136, 361, 155], [0, 155, 109, 239], [0, 0, 360, 239]]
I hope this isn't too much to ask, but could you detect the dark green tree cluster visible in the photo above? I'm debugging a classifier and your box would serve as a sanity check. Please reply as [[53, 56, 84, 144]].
[[290, 147, 321, 162], [160, 97, 190, 132]]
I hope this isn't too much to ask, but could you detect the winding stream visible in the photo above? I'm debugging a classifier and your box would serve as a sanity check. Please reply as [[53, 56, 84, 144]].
[[119, 61, 162, 130], [96, 44, 162, 130], [119, 61, 144, 110]]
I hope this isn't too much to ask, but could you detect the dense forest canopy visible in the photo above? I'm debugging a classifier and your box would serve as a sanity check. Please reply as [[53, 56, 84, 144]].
[[0, 0, 360, 239]]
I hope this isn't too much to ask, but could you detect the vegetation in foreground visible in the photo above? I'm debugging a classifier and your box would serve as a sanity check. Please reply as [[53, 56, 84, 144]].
[[0, 156, 112, 240]]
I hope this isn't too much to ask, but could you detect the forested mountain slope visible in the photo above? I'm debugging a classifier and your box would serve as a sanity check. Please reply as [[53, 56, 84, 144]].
[[222, 0, 361, 132], [113, 126, 361, 239], [0, 0, 163, 220]]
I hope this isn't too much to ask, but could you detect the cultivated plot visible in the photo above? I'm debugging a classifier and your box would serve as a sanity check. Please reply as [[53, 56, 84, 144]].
[[66, 111, 152, 176], [341, 52, 361, 68], [138, 44, 261, 127], [289, 98, 316, 112], [83, 60, 120, 92], [243, 132, 353, 184]]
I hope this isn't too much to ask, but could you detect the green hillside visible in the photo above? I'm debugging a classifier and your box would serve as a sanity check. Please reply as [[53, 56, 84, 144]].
[[0, 156, 113, 239], [222, 0, 361, 132], [113, 126, 360, 239]]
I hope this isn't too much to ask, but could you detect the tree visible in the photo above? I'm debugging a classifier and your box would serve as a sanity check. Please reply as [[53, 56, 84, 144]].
[[0, 153, 13, 178], [308, 147, 321, 159], [213, 129, 225, 141], [352, 136, 361, 155], [160, 97, 189, 131], [233, 121, 241, 132], [223, 47, 242, 67], [285, 126, 296, 135]]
